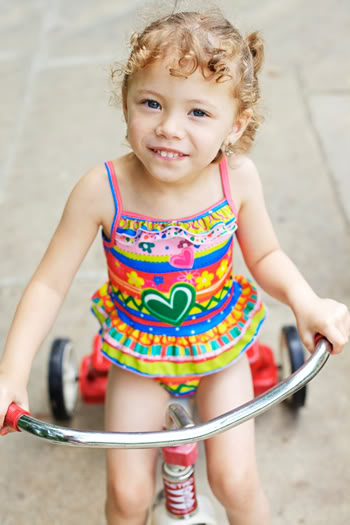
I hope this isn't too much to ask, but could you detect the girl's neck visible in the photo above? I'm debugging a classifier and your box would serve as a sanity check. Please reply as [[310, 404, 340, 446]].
[[130, 153, 216, 196], [116, 153, 225, 221]]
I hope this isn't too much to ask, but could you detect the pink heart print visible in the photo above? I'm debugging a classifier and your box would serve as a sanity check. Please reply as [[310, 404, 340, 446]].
[[169, 247, 194, 269]]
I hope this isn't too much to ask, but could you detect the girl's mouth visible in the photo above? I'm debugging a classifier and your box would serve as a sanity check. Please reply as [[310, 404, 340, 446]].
[[149, 148, 188, 160]]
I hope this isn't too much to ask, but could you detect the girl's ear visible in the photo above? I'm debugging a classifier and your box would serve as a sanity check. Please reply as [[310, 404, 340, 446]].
[[226, 109, 252, 146], [123, 101, 128, 123], [122, 87, 128, 123]]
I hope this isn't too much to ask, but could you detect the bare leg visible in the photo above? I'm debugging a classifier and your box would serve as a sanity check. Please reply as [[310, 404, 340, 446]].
[[196, 354, 271, 525], [104, 365, 169, 525]]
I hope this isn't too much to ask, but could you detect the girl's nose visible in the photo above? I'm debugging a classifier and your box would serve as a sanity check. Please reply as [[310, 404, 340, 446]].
[[155, 114, 184, 140]]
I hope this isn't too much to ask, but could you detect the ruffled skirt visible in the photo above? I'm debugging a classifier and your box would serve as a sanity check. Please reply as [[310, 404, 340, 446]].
[[91, 274, 266, 389]]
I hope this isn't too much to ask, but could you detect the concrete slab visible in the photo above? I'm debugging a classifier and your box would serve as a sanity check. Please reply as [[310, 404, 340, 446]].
[[10, 65, 124, 175], [1, 1, 350, 524], [0, 63, 126, 278], [308, 94, 350, 226], [254, 70, 350, 300], [0, 59, 30, 186], [48, 0, 144, 62], [0, 1, 44, 60]]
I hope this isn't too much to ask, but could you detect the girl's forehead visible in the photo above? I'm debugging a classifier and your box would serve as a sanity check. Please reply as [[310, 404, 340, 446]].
[[129, 58, 235, 103]]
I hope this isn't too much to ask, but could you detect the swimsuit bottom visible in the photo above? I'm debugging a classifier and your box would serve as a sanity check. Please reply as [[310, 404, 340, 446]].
[[155, 376, 201, 397]]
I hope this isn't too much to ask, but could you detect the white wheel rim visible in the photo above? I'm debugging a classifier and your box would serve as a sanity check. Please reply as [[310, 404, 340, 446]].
[[62, 342, 78, 414]]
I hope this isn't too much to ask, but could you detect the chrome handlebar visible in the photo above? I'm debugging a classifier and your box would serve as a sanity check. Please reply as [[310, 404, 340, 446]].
[[5, 339, 331, 448]]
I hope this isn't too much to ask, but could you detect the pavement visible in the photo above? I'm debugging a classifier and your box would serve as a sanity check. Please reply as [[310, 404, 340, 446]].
[[0, 0, 350, 524]]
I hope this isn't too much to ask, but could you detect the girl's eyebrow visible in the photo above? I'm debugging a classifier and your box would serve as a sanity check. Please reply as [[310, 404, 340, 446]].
[[136, 89, 163, 98], [187, 98, 217, 110], [135, 90, 217, 110]]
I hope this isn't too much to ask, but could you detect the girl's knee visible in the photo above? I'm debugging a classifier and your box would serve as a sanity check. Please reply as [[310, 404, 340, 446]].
[[207, 463, 261, 511], [106, 475, 155, 519]]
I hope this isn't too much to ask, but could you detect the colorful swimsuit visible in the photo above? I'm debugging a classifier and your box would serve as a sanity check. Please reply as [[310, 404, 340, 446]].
[[91, 158, 266, 397]]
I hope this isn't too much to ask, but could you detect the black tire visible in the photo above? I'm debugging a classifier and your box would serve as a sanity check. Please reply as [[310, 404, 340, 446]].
[[48, 338, 78, 421], [280, 326, 307, 409]]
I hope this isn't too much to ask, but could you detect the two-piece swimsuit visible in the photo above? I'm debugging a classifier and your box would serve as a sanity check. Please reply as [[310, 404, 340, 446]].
[[91, 157, 266, 397]]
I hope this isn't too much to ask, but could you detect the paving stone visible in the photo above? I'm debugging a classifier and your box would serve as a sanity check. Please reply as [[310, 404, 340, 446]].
[[1, 1, 350, 524], [254, 70, 350, 300], [308, 94, 350, 226], [0, 59, 30, 183], [0, 64, 126, 277], [0, 1, 44, 59], [48, 0, 144, 61]]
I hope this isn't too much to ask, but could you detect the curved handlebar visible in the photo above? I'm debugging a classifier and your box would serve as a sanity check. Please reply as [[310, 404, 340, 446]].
[[4, 339, 331, 448]]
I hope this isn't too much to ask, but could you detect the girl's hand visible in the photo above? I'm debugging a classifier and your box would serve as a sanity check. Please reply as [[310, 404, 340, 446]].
[[0, 369, 29, 436], [294, 297, 350, 355]]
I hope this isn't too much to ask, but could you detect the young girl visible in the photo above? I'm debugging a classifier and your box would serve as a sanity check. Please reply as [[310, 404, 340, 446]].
[[0, 8, 349, 525]]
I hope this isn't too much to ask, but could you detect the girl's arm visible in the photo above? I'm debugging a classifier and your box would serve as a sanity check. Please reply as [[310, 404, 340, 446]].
[[233, 159, 350, 354], [0, 167, 107, 428]]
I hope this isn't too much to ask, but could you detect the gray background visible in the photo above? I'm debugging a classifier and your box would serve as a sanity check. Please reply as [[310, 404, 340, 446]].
[[0, 0, 349, 524]]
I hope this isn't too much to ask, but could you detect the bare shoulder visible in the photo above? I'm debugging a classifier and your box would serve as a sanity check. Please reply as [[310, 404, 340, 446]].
[[71, 163, 107, 205], [226, 155, 263, 212], [76, 163, 109, 196], [65, 163, 114, 231]]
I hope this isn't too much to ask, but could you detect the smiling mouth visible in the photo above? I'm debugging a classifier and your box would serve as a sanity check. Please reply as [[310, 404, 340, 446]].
[[149, 148, 188, 160]]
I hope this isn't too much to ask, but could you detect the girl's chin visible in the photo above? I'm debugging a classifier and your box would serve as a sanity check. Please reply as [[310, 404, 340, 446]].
[[145, 171, 190, 184]]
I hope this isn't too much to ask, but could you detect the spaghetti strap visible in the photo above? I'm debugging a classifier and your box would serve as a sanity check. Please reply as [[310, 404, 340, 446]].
[[104, 161, 122, 247], [219, 157, 238, 217]]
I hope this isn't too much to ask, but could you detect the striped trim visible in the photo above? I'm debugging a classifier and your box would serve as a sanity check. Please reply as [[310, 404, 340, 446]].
[[100, 304, 266, 377]]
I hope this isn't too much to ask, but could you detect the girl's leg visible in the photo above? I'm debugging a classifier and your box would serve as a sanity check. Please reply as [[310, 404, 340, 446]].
[[196, 354, 271, 525], [105, 365, 169, 525]]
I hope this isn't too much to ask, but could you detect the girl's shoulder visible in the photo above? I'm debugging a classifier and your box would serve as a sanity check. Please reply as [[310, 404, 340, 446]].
[[77, 154, 131, 200], [80, 154, 135, 231], [69, 162, 118, 232], [75, 163, 111, 203], [226, 154, 263, 212]]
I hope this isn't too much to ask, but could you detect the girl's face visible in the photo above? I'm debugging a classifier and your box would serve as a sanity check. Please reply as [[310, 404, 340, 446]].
[[124, 57, 247, 184]]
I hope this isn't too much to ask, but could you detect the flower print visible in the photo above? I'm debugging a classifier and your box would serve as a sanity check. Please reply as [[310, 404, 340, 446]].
[[216, 259, 228, 279], [145, 279, 156, 288], [195, 270, 214, 290], [127, 271, 145, 288], [153, 276, 164, 285], [138, 242, 155, 253], [177, 240, 193, 249], [177, 271, 199, 285]]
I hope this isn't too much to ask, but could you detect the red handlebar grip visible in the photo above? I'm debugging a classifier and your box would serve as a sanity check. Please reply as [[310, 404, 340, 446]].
[[3, 403, 30, 432]]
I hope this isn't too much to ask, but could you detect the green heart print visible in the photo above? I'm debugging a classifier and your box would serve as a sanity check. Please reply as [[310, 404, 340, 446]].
[[141, 283, 196, 326]]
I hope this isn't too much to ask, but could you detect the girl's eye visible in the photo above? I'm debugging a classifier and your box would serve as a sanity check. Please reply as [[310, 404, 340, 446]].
[[143, 99, 161, 110], [190, 109, 207, 118]]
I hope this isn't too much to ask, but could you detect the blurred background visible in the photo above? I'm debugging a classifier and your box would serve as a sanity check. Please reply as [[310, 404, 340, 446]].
[[0, 1, 349, 523]]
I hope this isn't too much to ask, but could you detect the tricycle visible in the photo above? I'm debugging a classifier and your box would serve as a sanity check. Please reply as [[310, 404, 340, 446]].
[[4, 331, 331, 525]]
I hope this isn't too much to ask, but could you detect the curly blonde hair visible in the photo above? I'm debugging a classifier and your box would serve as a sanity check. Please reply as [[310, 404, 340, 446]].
[[110, 9, 264, 156]]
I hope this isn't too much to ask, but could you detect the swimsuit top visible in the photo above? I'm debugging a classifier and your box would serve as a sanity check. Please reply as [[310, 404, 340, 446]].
[[101, 157, 239, 336]]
